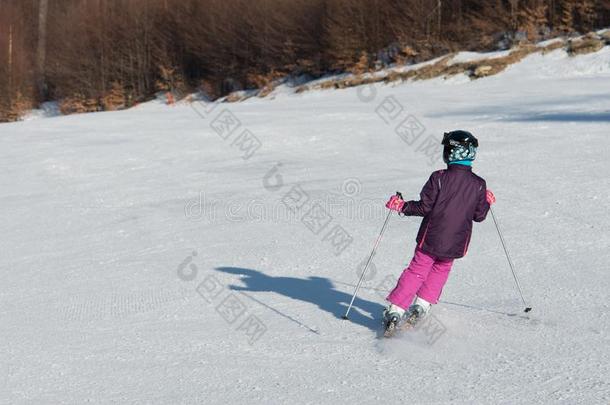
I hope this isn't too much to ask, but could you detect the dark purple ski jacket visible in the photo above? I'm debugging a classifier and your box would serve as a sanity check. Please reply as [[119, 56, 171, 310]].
[[401, 164, 490, 259]]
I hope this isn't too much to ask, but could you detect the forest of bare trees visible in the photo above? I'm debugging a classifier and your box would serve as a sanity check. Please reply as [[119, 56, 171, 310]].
[[1, 0, 609, 121]]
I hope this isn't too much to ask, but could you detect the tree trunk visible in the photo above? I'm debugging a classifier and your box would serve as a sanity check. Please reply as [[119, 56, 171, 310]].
[[437, 0, 442, 38], [8, 24, 13, 94], [37, 0, 49, 101]]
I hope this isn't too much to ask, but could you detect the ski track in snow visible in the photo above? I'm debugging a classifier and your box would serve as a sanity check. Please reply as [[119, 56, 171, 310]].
[[1, 47, 610, 404]]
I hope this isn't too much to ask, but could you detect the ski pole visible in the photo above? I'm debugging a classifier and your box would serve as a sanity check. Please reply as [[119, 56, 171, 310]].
[[490, 206, 532, 313], [342, 192, 401, 320]]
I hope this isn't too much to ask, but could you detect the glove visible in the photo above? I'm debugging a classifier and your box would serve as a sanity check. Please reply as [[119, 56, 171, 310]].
[[385, 195, 405, 212], [486, 190, 496, 205]]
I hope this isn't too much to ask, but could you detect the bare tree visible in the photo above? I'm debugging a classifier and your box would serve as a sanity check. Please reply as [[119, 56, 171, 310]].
[[8, 23, 13, 94], [1, 0, 609, 121], [37, 0, 48, 101]]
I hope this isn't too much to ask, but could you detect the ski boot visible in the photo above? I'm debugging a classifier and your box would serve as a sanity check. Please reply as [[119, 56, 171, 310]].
[[402, 297, 431, 330], [382, 304, 406, 338]]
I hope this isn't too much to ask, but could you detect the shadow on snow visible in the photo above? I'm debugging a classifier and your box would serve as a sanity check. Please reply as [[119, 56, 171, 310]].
[[215, 267, 385, 331]]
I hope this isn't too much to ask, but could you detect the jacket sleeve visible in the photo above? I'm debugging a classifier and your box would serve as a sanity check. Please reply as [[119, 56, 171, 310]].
[[401, 172, 440, 217], [473, 181, 490, 222]]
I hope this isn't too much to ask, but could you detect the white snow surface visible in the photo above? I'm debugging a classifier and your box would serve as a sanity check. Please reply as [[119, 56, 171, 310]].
[[449, 49, 512, 64], [20, 102, 61, 121], [1, 46, 610, 404]]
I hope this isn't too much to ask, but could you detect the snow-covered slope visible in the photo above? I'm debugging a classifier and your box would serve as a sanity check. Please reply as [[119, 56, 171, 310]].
[[1, 46, 609, 404]]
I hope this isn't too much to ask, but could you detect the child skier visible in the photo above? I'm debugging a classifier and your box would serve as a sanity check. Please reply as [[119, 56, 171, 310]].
[[382, 130, 495, 336]]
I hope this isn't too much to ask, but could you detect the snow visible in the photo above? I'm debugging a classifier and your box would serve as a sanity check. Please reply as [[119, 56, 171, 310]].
[[300, 54, 454, 90], [1, 44, 610, 404], [449, 50, 512, 64], [536, 37, 566, 47], [20, 102, 61, 121], [505, 46, 610, 79]]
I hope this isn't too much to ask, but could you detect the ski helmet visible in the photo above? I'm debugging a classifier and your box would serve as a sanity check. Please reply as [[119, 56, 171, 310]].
[[442, 130, 479, 164]]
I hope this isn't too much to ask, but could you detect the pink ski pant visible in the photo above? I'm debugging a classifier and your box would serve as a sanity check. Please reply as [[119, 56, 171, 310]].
[[386, 248, 454, 309]]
